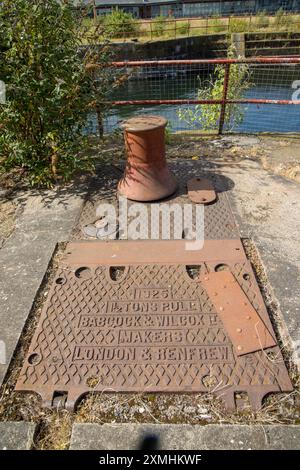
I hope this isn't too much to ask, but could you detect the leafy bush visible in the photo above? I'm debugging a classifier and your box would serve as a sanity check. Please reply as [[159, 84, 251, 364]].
[[165, 125, 173, 144], [229, 18, 249, 33], [177, 21, 190, 36], [0, 0, 116, 187], [177, 46, 252, 132], [274, 9, 295, 31], [164, 17, 176, 38], [152, 16, 166, 37], [103, 9, 139, 38], [274, 8, 285, 28], [209, 17, 225, 34], [256, 11, 270, 29]]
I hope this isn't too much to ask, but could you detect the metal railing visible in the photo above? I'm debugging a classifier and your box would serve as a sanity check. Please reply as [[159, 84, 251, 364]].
[[87, 13, 300, 41], [99, 57, 300, 135]]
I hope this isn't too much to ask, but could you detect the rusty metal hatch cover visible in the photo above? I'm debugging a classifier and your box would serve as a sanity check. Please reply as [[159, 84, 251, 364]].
[[72, 164, 240, 241], [16, 240, 292, 411], [187, 177, 217, 204]]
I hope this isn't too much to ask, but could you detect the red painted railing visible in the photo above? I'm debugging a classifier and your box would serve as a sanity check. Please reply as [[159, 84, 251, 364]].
[[110, 57, 300, 134]]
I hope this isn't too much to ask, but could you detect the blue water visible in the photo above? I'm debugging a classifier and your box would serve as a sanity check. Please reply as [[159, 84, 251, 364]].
[[87, 66, 300, 134], [236, 86, 300, 133]]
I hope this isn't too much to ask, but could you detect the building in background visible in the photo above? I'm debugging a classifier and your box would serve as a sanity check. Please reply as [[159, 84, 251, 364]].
[[80, 1, 300, 19]]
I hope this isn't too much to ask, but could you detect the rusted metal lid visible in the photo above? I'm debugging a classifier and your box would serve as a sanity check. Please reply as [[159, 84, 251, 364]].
[[16, 240, 292, 411], [200, 270, 277, 356], [121, 115, 167, 133], [187, 177, 217, 204], [63, 239, 246, 266]]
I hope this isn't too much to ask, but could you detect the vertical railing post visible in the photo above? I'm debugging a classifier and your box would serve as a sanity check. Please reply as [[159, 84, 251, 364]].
[[218, 63, 230, 135], [150, 20, 153, 40], [92, 0, 97, 24]]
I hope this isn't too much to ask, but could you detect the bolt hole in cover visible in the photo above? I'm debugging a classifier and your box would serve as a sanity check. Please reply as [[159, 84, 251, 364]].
[[202, 375, 218, 389], [55, 277, 66, 285], [109, 266, 126, 282], [243, 273, 250, 281], [28, 353, 40, 365], [86, 376, 99, 389], [186, 265, 201, 280], [75, 267, 92, 280], [214, 263, 230, 272], [266, 350, 278, 361]]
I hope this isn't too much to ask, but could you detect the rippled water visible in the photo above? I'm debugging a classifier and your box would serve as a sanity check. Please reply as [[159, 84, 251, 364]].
[[86, 65, 300, 134]]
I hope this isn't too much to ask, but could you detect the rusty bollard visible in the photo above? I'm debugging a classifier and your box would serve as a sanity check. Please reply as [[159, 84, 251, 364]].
[[117, 115, 178, 201]]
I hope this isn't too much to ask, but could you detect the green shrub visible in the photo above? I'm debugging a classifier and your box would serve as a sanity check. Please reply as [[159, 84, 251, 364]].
[[152, 16, 166, 37], [273, 8, 294, 30], [177, 21, 190, 36], [103, 9, 139, 38], [274, 8, 285, 29], [293, 16, 300, 32], [229, 18, 249, 33], [177, 46, 252, 132], [286, 13, 296, 31], [209, 16, 225, 34], [256, 10, 270, 29], [165, 125, 173, 144], [0, 0, 116, 187], [276, 12, 295, 31]]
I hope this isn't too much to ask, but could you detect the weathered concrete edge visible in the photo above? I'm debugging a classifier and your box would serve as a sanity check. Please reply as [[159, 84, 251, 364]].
[[70, 423, 300, 450], [0, 421, 36, 450], [225, 165, 300, 353], [0, 186, 86, 386]]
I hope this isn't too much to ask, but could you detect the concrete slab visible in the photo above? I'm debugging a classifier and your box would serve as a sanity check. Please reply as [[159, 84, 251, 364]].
[[0, 186, 86, 385], [70, 423, 300, 450], [0, 422, 36, 450], [215, 158, 300, 349], [70, 423, 197, 451], [263, 425, 300, 450]]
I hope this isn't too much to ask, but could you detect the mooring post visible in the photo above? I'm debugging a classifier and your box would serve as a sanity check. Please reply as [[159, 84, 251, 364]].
[[118, 116, 178, 201]]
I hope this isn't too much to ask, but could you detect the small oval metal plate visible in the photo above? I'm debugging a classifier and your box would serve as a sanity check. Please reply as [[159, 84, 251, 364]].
[[187, 177, 217, 204]]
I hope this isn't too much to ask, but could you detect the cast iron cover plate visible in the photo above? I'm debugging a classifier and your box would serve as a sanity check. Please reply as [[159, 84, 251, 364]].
[[187, 178, 217, 204], [16, 240, 292, 411], [72, 164, 240, 241], [201, 271, 277, 356]]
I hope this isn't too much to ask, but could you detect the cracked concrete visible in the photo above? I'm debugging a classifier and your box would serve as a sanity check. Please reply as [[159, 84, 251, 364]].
[[218, 158, 300, 347], [0, 422, 36, 450], [0, 186, 86, 386], [70, 423, 300, 450]]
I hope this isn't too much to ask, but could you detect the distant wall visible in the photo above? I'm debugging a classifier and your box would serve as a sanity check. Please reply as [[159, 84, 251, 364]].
[[111, 31, 300, 60], [245, 31, 300, 57]]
